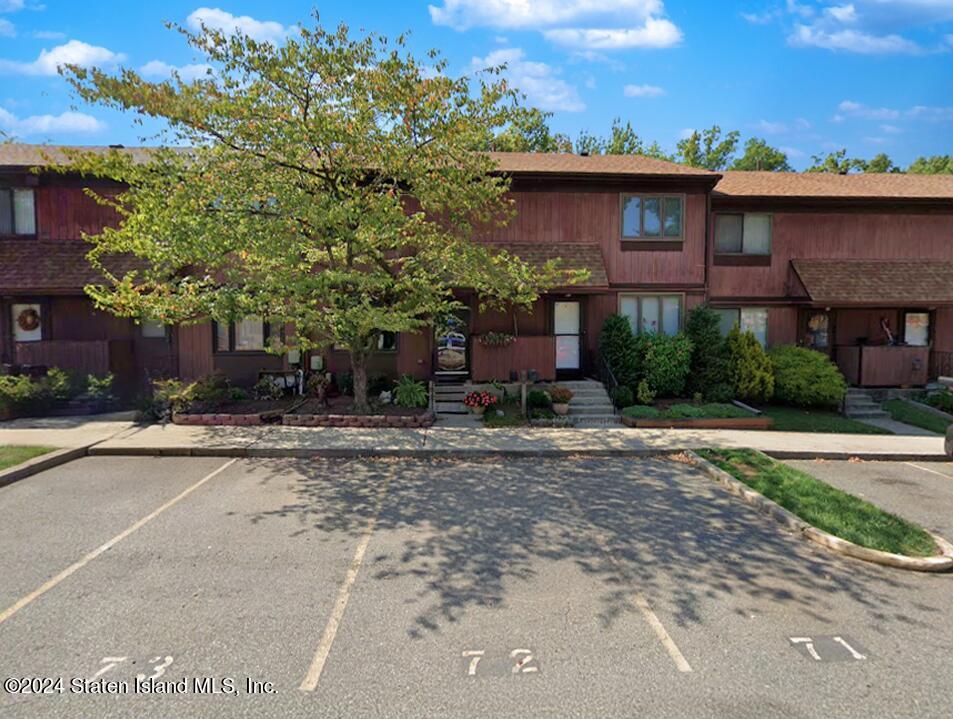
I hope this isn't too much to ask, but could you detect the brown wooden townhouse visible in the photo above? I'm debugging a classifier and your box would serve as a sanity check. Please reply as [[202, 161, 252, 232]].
[[2, 143, 952, 395]]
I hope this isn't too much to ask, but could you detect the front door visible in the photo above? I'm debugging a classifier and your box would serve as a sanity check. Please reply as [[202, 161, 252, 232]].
[[435, 310, 470, 377], [554, 300, 581, 377], [803, 310, 832, 355]]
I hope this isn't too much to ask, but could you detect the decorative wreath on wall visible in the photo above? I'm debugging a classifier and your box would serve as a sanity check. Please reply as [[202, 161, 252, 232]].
[[17, 308, 40, 332]]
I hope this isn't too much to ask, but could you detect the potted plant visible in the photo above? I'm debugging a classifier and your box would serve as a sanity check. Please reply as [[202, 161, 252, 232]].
[[550, 386, 573, 415], [463, 390, 498, 416]]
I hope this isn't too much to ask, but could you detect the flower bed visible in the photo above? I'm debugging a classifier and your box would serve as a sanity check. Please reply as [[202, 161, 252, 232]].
[[283, 397, 435, 428], [173, 398, 301, 426], [621, 402, 773, 429]]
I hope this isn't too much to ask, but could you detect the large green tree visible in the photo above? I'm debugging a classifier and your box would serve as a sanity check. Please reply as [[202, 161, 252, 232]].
[[489, 107, 572, 153], [729, 138, 793, 171], [58, 17, 581, 411], [676, 125, 740, 170], [907, 155, 953, 174]]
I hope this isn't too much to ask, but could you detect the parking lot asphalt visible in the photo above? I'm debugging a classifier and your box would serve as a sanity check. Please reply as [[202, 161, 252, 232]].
[[0, 456, 951, 718]]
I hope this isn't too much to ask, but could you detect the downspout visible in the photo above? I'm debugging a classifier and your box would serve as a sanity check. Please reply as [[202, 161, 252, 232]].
[[703, 184, 713, 304]]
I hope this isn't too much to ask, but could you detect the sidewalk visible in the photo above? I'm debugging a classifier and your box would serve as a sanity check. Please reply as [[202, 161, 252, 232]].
[[1, 415, 944, 461]]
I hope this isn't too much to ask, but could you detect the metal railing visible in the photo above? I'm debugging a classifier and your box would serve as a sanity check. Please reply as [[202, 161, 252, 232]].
[[596, 352, 620, 407]]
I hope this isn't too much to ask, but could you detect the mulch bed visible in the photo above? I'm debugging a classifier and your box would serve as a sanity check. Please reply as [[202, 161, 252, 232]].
[[290, 398, 427, 416], [173, 397, 302, 426], [286, 397, 434, 428]]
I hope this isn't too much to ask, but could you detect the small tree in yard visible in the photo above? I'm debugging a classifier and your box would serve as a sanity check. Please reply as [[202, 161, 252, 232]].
[[684, 303, 730, 398], [55, 16, 581, 412], [726, 327, 774, 403]]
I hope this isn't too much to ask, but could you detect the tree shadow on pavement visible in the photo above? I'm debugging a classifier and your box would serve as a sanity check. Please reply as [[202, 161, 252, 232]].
[[244, 456, 938, 640]]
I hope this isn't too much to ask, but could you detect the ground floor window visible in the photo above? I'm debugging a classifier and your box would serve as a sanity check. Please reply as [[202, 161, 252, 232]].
[[903, 311, 929, 346], [378, 331, 397, 351], [619, 294, 681, 336], [214, 316, 269, 352], [714, 307, 768, 346], [141, 319, 166, 338]]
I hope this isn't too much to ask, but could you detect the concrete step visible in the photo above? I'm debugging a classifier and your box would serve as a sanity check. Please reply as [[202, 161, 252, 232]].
[[573, 416, 621, 425], [435, 402, 468, 415], [845, 399, 879, 409], [845, 410, 890, 419], [569, 396, 614, 406], [556, 381, 605, 389], [570, 405, 617, 415]]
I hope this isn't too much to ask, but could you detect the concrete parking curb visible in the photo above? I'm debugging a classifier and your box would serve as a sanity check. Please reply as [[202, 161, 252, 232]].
[[685, 450, 953, 573], [0, 446, 90, 488], [87, 445, 677, 459]]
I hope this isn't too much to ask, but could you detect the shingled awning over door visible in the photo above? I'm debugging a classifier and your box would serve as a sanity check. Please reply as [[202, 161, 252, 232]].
[[791, 259, 953, 305]]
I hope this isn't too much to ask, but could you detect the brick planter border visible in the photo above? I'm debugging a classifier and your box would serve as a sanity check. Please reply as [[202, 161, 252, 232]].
[[622, 416, 774, 430], [173, 413, 264, 426], [283, 411, 435, 428]]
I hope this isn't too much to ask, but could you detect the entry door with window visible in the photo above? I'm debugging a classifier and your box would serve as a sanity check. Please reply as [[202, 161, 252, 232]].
[[435, 310, 469, 375], [554, 301, 581, 376], [803, 311, 831, 354]]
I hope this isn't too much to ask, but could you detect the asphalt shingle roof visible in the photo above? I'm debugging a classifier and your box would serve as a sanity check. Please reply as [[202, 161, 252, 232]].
[[0, 240, 142, 293], [715, 171, 953, 201], [486, 242, 609, 288], [791, 259, 953, 304]]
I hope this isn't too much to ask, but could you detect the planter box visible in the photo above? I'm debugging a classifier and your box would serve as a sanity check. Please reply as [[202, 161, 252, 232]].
[[622, 416, 774, 430], [173, 412, 264, 426]]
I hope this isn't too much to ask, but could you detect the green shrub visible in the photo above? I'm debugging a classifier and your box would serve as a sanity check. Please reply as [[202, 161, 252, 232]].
[[684, 304, 730, 395], [622, 405, 661, 419], [393, 374, 428, 408], [0, 374, 52, 415], [229, 387, 250, 400], [84, 374, 115, 404], [526, 389, 551, 409], [45, 368, 86, 402], [599, 314, 638, 387], [727, 327, 774, 403], [145, 378, 196, 420], [636, 378, 655, 405], [252, 376, 285, 400], [665, 403, 705, 418], [192, 371, 231, 403], [926, 390, 953, 413], [642, 333, 694, 398], [691, 403, 752, 419], [705, 382, 735, 403], [611, 385, 633, 408], [768, 345, 846, 408]]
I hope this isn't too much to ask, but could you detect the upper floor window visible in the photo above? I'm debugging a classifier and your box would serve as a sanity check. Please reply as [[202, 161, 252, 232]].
[[0, 188, 36, 236], [622, 195, 683, 239], [715, 213, 771, 255], [619, 294, 682, 336], [214, 316, 270, 352]]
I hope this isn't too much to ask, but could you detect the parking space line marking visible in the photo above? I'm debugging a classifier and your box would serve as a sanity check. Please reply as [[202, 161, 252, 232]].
[[299, 476, 390, 692], [905, 462, 953, 480], [563, 493, 693, 673], [0, 458, 238, 627]]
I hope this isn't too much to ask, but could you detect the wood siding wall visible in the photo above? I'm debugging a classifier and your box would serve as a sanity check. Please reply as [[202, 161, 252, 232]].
[[471, 336, 556, 382], [475, 188, 708, 287], [709, 211, 953, 299], [35, 185, 120, 240], [177, 323, 214, 381]]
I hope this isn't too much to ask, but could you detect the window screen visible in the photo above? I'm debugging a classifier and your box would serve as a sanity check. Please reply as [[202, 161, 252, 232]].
[[715, 214, 743, 253]]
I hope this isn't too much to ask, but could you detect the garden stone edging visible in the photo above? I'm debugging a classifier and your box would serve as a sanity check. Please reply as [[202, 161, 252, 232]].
[[0, 446, 91, 488], [685, 450, 953, 573], [284, 411, 435, 428]]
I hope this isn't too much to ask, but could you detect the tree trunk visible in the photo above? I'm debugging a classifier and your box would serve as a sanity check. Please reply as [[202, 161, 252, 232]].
[[351, 351, 370, 414]]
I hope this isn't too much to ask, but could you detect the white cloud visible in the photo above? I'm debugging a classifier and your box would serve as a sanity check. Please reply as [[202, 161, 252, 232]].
[[879, 123, 903, 133], [753, 119, 788, 133], [741, 10, 779, 25], [678, 127, 695, 139], [0, 18, 13, 37], [470, 47, 584, 112], [430, 0, 681, 52], [140, 59, 211, 82], [544, 19, 682, 49], [907, 104, 953, 121], [0, 0, 24, 11], [786, 0, 815, 18], [862, 135, 886, 144], [32, 30, 65, 40], [0, 39, 125, 76], [947, 33, 953, 46], [837, 99, 901, 119], [430, 0, 666, 30], [0, 107, 105, 136], [623, 83, 664, 97], [779, 145, 805, 158], [824, 3, 858, 23], [794, 117, 812, 129], [789, 23, 920, 53], [186, 7, 292, 44]]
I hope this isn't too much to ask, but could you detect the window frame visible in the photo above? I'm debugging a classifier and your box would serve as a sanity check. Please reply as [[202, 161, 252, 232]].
[[618, 293, 684, 336], [0, 187, 37, 237], [713, 212, 772, 262], [620, 193, 685, 242], [377, 331, 398, 352], [212, 318, 272, 354], [714, 306, 769, 347], [140, 319, 167, 339]]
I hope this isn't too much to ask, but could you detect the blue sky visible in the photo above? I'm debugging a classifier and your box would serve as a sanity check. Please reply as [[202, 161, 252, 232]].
[[0, 1, 951, 169]]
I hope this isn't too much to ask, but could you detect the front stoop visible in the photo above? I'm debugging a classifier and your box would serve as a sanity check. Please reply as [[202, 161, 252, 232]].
[[844, 388, 890, 420], [564, 379, 619, 426]]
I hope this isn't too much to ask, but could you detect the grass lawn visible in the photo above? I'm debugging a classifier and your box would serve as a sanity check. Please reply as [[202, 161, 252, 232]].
[[883, 399, 949, 436], [0, 445, 56, 472], [697, 448, 937, 557], [483, 399, 527, 428], [760, 405, 891, 434]]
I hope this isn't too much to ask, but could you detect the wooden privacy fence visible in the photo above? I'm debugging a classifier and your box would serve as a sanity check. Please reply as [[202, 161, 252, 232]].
[[15, 340, 111, 375], [470, 335, 556, 382]]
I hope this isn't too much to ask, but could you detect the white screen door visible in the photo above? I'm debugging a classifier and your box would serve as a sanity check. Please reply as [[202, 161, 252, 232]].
[[554, 301, 581, 371]]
